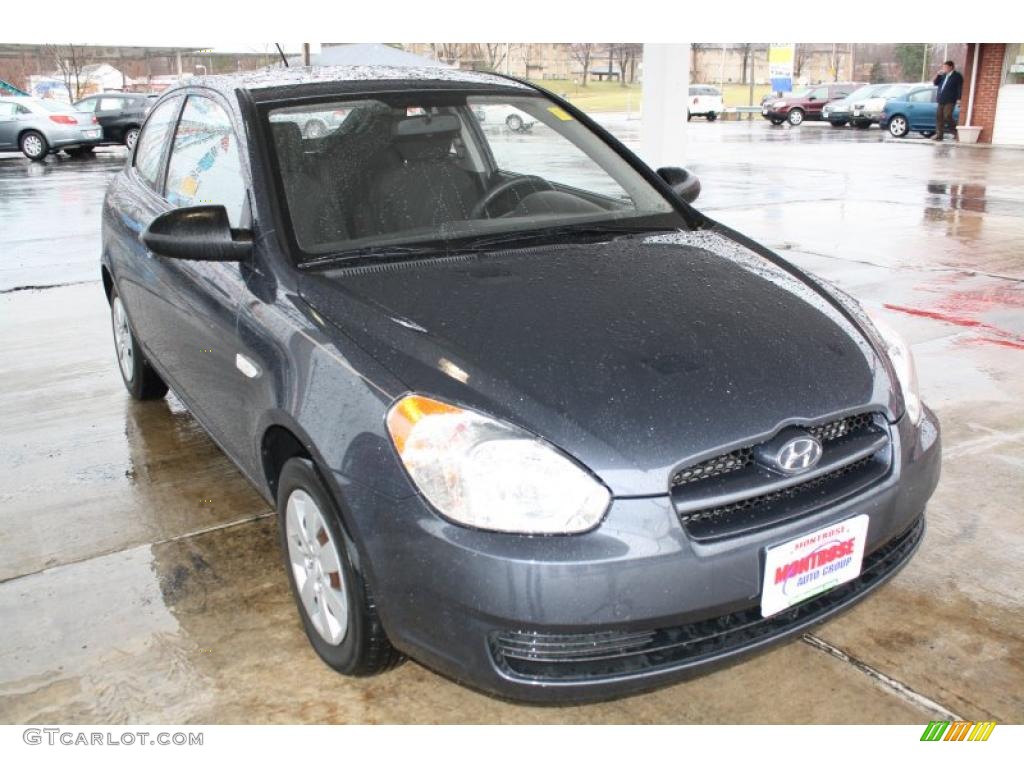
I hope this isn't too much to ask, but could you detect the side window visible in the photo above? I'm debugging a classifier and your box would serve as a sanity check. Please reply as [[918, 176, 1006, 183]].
[[0, 102, 15, 118], [99, 97, 123, 111], [76, 98, 97, 113], [134, 96, 182, 190], [164, 96, 245, 226], [909, 89, 933, 103], [810, 87, 828, 100]]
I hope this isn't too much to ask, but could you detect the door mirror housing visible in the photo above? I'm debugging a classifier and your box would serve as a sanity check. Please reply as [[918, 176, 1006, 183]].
[[657, 166, 701, 204], [141, 205, 252, 262]]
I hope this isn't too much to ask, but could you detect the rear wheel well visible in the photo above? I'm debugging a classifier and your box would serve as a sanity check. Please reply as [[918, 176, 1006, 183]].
[[261, 426, 311, 501]]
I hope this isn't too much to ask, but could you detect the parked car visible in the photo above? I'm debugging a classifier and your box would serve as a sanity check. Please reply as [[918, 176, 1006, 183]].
[[687, 85, 723, 121], [849, 83, 919, 128], [822, 84, 893, 127], [762, 82, 865, 126], [0, 96, 101, 160], [880, 85, 961, 138], [73, 92, 156, 151], [101, 67, 939, 703], [474, 103, 535, 131]]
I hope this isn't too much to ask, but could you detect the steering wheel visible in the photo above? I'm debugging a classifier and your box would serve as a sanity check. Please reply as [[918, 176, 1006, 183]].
[[471, 174, 554, 219]]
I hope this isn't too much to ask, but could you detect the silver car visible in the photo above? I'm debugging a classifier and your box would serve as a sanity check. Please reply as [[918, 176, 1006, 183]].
[[0, 96, 102, 160]]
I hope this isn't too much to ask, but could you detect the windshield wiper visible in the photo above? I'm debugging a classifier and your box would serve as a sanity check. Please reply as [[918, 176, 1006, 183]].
[[301, 244, 445, 269], [447, 223, 672, 253]]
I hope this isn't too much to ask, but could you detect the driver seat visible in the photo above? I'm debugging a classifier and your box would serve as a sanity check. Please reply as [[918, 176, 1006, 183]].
[[362, 115, 478, 236]]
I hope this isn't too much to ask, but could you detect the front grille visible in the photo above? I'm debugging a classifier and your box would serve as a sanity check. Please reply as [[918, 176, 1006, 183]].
[[490, 517, 923, 683], [671, 413, 891, 541]]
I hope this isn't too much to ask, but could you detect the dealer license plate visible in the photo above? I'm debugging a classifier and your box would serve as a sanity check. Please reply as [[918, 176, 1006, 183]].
[[760, 514, 869, 618]]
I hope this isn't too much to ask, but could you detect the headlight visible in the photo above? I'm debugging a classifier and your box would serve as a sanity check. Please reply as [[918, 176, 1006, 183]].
[[386, 394, 611, 534], [866, 312, 922, 425], [773, 101, 787, 108]]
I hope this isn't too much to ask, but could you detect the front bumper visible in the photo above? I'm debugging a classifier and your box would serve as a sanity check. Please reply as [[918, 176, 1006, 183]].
[[762, 108, 789, 121], [332, 407, 941, 703]]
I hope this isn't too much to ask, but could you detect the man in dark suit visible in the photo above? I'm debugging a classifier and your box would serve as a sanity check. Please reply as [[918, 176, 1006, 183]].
[[933, 60, 963, 141]]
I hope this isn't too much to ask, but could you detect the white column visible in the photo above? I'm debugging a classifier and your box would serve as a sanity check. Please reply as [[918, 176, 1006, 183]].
[[640, 43, 690, 170]]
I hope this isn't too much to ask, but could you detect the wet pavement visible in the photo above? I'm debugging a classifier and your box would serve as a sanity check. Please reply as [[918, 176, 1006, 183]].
[[1, 121, 1022, 723]]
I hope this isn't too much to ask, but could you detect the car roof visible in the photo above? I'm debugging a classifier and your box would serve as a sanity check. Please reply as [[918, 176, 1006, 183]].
[[168, 65, 534, 104]]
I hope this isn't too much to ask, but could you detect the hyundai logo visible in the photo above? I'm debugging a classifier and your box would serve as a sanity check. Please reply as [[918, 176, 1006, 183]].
[[775, 436, 823, 474]]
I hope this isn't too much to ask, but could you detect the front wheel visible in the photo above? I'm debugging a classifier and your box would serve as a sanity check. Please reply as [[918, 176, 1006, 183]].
[[110, 289, 168, 400], [124, 127, 140, 149], [505, 113, 524, 131], [888, 115, 909, 138], [830, 120, 848, 127], [277, 458, 403, 676], [770, 118, 785, 126], [20, 130, 48, 161], [853, 120, 871, 129], [787, 108, 805, 126], [706, 112, 717, 122]]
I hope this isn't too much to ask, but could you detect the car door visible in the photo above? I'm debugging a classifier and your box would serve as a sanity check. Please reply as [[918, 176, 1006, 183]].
[[805, 86, 829, 118], [94, 95, 128, 141], [907, 88, 937, 130], [139, 93, 255, 459], [0, 100, 17, 149]]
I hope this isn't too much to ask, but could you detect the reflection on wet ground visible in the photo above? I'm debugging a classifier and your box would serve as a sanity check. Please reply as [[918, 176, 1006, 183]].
[[0, 121, 1022, 723]]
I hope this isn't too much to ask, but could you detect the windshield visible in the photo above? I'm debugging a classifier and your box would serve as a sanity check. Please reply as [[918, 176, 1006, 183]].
[[845, 85, 877, 101], [265, 91, 684, 263], [880, 84, 912, 98]]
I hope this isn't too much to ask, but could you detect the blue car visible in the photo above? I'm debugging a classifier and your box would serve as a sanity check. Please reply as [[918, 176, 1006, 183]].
[[880, 85, 961, 138]]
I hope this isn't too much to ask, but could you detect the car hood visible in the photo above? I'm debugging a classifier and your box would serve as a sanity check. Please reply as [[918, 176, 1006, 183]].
[[299, 229, 896, 497]]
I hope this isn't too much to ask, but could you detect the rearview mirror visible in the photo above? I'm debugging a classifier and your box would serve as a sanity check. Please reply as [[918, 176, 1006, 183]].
[[141, 205, 252, 262], [657, 166, 701, 204]]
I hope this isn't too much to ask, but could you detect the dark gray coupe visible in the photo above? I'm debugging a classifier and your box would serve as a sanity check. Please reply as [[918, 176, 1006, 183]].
[[100, 65, 940, 702]]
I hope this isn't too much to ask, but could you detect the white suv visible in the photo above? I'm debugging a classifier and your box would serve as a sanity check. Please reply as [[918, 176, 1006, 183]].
[[688, 85, 724, 121]]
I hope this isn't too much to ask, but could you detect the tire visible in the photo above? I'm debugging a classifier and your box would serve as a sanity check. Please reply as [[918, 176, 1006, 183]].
[[706, 112, 717, 122], [124, 127, 140, 149], [20, 130, 48, 161], [770, 118, 785, 126], [787, 108, 805, 126], [829, 120, 848, 127], [853, 120, 871, 129], [920, 131, 935, 138], [303, 119, 327, 139], [109, 288, 168, 400], [277, 457, 403, 676], [888, 115, 909, 138], [506, 113, 524, 131]]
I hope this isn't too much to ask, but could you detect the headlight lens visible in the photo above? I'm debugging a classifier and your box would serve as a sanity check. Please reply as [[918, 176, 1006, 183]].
[[773, 101, 787, 108], [386, 394, 611, 534], [866, 312, 922, 425]]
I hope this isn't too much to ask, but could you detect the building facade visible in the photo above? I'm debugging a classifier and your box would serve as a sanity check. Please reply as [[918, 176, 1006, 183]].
[[961, 43, 1024, 145]]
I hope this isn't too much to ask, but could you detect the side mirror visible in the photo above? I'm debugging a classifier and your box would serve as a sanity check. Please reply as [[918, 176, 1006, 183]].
[[657, 166, 701, 204], [141, 205, 252, 262]]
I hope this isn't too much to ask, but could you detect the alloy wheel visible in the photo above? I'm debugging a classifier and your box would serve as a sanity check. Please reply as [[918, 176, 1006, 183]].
[[889, 116, 908, 138], [285, 489, 349, 645], [22, 134, 44, 158], [125, 128, 140, 149], [112, 297, 135, 382], [788, 109, 804, 126]]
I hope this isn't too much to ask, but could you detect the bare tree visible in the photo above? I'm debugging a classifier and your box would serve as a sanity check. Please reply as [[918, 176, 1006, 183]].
[[737, 44, 754, 84], [610, 43, 641, 86], [570, 43, 595, 86], [480, 43, 509, 72], [429, 43, 463, 67], [45, 44, 91, 101], [793, 44, 810, 79]]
